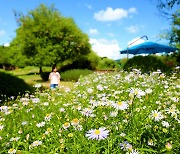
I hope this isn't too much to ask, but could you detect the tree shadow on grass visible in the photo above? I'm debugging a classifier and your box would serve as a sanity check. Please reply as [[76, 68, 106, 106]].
[[0, 72, 34, 105]]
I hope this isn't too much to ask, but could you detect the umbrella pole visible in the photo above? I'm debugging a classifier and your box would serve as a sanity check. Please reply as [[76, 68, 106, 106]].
[[127, 47, 129, 59]]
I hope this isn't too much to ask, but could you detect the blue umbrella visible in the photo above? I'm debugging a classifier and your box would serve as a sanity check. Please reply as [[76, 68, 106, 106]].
[[120, 42, 178, 55]]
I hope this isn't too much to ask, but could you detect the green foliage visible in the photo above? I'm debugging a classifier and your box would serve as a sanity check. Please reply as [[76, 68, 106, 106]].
[[159, 9, 180, 51], [60, 69, 93, 81], [97, 57, 119, 70], [58, 51, 100, 72], [158, 52, 180, 67], [0, 71, 34, 102], [86, 51, 100, 70], [118, 58, 128, 68], [170, 9, 180, 48], [0, 46, 11, 66], [123, 55, 172, 73], [10, 4, 91, 67]]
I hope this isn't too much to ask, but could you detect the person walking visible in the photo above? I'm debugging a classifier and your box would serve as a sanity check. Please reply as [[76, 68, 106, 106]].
[[49, 65, 60, 89]]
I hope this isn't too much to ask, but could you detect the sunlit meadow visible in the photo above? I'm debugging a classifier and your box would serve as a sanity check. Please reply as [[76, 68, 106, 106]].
[[0, 70, 179, 153]]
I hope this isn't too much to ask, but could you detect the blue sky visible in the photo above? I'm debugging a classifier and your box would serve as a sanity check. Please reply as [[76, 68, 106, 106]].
[[0, 0, 175, 59]]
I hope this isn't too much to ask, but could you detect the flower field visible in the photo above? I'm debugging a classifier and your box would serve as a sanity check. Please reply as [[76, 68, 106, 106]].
[[0, 70, 179, 153]]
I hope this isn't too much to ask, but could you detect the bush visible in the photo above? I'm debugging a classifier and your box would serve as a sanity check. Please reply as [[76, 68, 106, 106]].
[[97, 57, 119, 70], [0, 71, 34, 102], [61, 69, 93, 81], [123, 55, 172, 73], [118, 58, 128, 68]]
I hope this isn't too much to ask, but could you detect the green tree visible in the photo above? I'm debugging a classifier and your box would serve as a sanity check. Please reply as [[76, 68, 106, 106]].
[[10, 4, 91, 73], [0, 46, 11, 68], [170, 9, 180, 48]]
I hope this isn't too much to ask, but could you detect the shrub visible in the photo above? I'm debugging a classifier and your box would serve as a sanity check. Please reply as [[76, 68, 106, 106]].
[[123, 55, 172, 73], [97, 57, 119, 70], [0, 71, 34, 102], [119, 58, 128, 68], [60, 69, 93, 81]]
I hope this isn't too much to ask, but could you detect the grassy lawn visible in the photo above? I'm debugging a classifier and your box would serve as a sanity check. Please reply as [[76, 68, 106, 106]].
[[0, 66, 75, 89]]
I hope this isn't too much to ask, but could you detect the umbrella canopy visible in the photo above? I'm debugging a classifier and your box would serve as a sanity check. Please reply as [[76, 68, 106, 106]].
[[120, 41, 178, 55]]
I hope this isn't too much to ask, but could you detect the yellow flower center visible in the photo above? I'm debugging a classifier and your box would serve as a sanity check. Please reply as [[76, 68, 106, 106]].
[[169, 108, 175, 113], [153, 113, 158, 117], [118, 102, 123, 106], [72, 118, 79, 123], [94, 130, 100, 135], [64, 122, 69, 127], [134, 90, 138, 95]]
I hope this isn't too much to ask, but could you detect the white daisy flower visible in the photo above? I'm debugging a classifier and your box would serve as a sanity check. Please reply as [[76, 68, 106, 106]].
[[150, 110, 164, 121], [22, 121, 28, 126], [113, 101, 129, 110], [75, 125, 83, 131], [34, 83, 41, 88], [130, 149, 139, 154], [86, 127, 109, 140], [59, 108, 65, 112], [0, 106, 8, 112], [71, 118, 79, 126], [36, 121, 45, 128], [87, 88, 93, 94], [165, 107, 178, 117], [148, 139, 154, 146], [10, 137, 20, 142], [81, 108, 94, 117], [31, 140, 42, 147], [43, 102, 49, 106], [32, 98, 40, 103], [145, 88, 153, 94], [110, 111, 118, 117], [8, 148, 16, 154], [162, 121, 170, 128], [62, 122, 70, 129], [44, 114, 52, 121], [119, 141, 132, 151], [97, 84, 103, 91], [120, 133, 126, 137], [0, 124, 4, 130]]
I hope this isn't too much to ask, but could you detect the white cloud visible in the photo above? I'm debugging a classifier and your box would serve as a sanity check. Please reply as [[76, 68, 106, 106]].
[[94, 7, 128, 21], [89, 38, 122, 60], [0, 30, 5, 37], [4, 43, 10, 47], [107, 33, 115, 37], [128, 37, 147, 47], [94, 7, 137, 21], [85, 3, 92, 9], [89, 28, 98, 35], [128, 7, 137, 14], [126, 25, 139, 34]]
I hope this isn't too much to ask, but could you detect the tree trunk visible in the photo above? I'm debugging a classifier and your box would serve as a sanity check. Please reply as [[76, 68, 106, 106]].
[[39, 66, 43, 74]]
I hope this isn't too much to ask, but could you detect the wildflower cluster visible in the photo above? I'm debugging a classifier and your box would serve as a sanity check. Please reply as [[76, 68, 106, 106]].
[[0, 70, 179, 153]]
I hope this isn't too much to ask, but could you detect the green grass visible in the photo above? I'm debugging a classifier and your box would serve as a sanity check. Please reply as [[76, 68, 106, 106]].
[[0, 66, 75, 89]]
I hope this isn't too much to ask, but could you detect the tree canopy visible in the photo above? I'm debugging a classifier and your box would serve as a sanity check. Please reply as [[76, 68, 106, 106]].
[[10, 4, 91, 68], [156, 0, 180, 18]]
